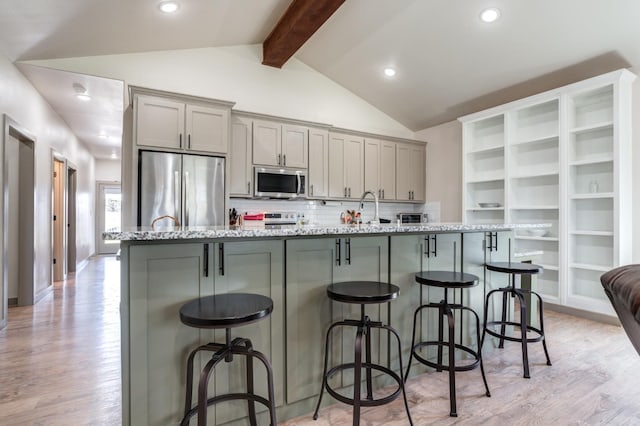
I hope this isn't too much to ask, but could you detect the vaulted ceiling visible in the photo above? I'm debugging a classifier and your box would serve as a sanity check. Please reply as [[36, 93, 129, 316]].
[[2, 0, 640, 159]]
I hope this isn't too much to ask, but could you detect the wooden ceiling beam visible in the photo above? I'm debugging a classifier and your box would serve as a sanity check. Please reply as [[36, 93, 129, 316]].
[[262, 0, 345, 68]]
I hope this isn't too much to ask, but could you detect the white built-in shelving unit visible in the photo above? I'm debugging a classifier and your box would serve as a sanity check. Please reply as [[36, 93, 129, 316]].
[[460, 69, 636, 317]]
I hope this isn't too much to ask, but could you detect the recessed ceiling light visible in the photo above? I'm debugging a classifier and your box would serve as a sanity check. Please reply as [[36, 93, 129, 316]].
[[480, 8, 501, 23], [159, 1, 179, 13], [384, 68, 396, 77], [99, 133, 108, 139], [75, 94, 91, 101], [111, 151, 118, 159], [73, 82, 91, 101]]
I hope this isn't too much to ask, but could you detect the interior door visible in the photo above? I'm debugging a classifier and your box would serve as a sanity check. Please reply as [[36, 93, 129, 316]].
[[97, 183, 122, 255]]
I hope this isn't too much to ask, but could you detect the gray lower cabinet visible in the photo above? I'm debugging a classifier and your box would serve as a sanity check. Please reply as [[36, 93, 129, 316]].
[[125, 240, 284, 426], [285, 236, 388, 406]]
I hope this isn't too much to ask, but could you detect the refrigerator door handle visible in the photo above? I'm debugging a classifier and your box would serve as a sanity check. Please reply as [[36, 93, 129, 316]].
[[184, 171, 190, 227], [174, 170, 180, 220]]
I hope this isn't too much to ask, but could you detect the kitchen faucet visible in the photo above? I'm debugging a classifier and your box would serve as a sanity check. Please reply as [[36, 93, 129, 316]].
[[358, 191, 380, 225]]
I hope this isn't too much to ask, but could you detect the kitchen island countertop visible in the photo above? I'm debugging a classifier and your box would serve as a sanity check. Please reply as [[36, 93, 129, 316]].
[[104, 222, 550, 241]]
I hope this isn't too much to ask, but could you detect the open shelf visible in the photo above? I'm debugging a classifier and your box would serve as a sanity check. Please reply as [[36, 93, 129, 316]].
[[569, 124, 613, 164], [465, 147, 504, 183], [568, 85, 613, 129], [570, 198, 613, 233], [465, 179, 504, 209], [515, 236, 559, 242], [509, 174, 559, 208], [570, 161, 613, 195], [570, 230, 613, 237], [570, 234, 613, 268], [510, 99, 559, 144], [464, 209, 504, 224], [467, 145, 504, 155], [467, 115, 504, 152], [538, 264, 559, 271], [510, 136, 559, 178], [510, 209, 559, 239], [570, 121, 614, 134], [570, 263, 611, 273], [513, 238, 559, 267], [570, 193, 614, 200], [466, 207, 504, 211]]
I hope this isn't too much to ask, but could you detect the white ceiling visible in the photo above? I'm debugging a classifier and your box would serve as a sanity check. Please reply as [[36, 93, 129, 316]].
[[3, 0, 640, 158]]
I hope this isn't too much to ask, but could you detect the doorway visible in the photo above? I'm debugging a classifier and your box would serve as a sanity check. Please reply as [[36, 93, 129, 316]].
[[2, 115, 36, 329], [52, 156, 65, 282], [96, 182, 121, 255], [67, 166, 77, 273]]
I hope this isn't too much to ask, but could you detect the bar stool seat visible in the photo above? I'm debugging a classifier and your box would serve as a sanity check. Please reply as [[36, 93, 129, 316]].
[[179, 293, 277, 426], [406, 271, 490, 417], [313, 281, 413, 425], [482, 262, 552, 379]]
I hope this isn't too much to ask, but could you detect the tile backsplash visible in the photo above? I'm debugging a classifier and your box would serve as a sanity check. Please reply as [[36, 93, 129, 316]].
[[229, 199, 441, 225]]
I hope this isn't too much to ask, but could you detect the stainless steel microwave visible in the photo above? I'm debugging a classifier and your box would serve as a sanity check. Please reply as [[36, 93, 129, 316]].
[[254, 167, 307, 199], [397, 213, 429, 224]]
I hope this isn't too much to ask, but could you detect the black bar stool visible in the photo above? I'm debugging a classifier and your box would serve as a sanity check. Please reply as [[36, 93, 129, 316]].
[[481, 261, 552, 378], [179, 293, 277, 426], [313, 281, 413, 426], [405, 271, 490, 417]]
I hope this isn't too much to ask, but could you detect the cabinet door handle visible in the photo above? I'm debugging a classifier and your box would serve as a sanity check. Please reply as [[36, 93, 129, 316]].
[[493, 232, 498, 252], [203, 244, 209, 277], [179, 133, 183, 149], [283, 154, 286, 166], [188, 134, 191, 149], [310, 184, 314, 196], [247, 182, 251, 195], [382, 189, 385, 199], [335, 239, 341, 266], [345, 238, 351, 265], [431, 234, 437, 257], [219, 243, 225, 276], [344, 187, 347, 197], [348, 187, 351, 198], [278, 153, 281, 166], [424, 235, 430, 258], [486, 232, 493, 252]]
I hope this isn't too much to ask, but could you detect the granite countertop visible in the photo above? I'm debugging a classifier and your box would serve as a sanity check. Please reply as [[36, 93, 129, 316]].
[[104, 222, 551, 241]]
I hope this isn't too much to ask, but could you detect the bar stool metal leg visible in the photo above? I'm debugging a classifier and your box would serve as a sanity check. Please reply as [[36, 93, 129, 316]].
[[446, 304, 457, 417], [353, 324, 364, 426], [534, 292, 552, 366], [514, 289, 530, 378], [313, 322, 341, 420]]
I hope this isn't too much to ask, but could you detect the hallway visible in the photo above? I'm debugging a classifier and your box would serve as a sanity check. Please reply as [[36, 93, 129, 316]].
[[0, 256, 121, 425]]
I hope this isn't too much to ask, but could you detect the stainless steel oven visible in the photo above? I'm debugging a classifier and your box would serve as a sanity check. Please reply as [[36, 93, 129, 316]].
[[254, 167, 306, 199]]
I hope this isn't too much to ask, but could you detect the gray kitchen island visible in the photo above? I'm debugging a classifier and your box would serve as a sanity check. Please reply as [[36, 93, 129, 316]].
[[106, 223, 548, 425]]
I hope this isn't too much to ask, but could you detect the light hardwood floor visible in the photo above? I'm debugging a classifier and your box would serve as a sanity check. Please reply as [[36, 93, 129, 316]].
[[1, 256, 638, 425]]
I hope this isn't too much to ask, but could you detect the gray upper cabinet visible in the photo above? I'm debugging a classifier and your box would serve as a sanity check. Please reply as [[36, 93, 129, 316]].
[[252, 119, 308, 168], [229, 115, 253, 197], [134, 93, 229, 154], [308, 127, 330, 198]]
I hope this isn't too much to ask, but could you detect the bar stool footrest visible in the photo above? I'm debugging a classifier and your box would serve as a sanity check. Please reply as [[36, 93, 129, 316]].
[[410, 341, 481, 372], [485, 320, 545, 343], [324, 362, 403, 407]]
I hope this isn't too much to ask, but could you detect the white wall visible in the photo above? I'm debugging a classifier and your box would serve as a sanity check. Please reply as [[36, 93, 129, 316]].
[[0, 53, 95, 299], [631, 66, 640, 263], [95, 158, 121, 182], [24, 44, 413, 139], [415, 121, 462, 222]]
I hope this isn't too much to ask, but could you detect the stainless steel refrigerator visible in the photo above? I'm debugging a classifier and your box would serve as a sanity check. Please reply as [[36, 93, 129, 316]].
[[138, 150, 225, 227]]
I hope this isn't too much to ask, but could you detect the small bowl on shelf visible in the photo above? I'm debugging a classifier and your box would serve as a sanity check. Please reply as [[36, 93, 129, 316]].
[[524, 229, 548, 237], [478, 202, 501, 208]]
